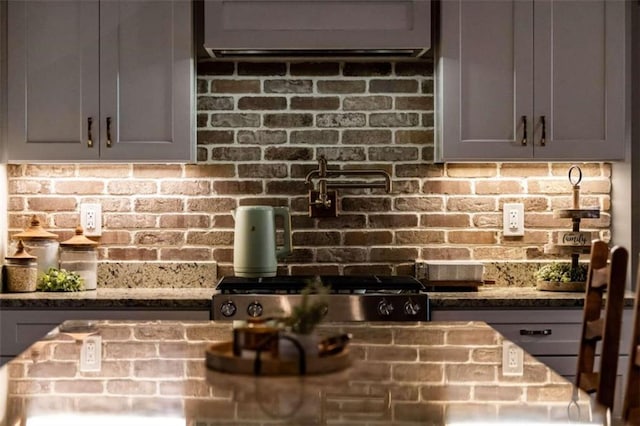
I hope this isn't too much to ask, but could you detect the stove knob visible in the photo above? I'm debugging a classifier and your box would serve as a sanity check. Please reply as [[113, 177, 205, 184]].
[[247, 302, 264, 318], [404, 300, 421, 316], [377, 299, 394, 316], [220, 300, 237, 317]]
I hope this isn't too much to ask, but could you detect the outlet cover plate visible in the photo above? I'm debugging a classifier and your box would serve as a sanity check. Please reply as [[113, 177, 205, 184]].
[[80, 335, 102, 372], [502, 340, 524, 376], [80, 203, 102, 237], [503, 202, 524, 237]]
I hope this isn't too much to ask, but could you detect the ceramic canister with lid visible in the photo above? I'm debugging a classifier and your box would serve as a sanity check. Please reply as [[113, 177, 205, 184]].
[[13, 215, 59, 276], [4, 240, 38, 292], [59, 226, 98, 291]]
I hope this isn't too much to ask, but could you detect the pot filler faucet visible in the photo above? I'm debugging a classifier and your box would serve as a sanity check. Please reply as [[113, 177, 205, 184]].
[[304, 156, 392, 217]]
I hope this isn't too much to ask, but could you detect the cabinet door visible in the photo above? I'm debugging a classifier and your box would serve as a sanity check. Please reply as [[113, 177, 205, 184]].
[[99, 0, 194, 162], [437, 0, 534, 161], [532, 0, 625, 160], [7, 0, 100, 161]]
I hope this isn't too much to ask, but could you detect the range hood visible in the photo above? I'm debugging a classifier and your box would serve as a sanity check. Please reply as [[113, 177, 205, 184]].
[[203, 0, 431, 59]]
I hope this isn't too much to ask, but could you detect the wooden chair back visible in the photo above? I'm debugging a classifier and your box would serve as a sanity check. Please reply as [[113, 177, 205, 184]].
[[575, 240, 628, 412], [622, 262, 640, 424]]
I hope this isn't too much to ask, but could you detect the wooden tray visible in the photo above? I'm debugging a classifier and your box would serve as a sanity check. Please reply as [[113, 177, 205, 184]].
[[205, 341, 351, 376], [536, 280, 586, 292]]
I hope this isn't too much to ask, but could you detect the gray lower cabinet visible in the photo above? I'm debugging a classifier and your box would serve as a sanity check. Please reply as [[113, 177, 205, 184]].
[[431, 308, 633, 417], [0, 309, 210, 366], [436, 0, 625, 161], [6, 0, 194, 162]]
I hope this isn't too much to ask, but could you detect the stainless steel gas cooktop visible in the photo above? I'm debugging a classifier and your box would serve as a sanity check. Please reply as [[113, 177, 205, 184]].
[[211, 275, 430, 322]]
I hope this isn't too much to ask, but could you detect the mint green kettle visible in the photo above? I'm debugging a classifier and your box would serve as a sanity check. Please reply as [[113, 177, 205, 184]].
[[232, 206, 292, 277]]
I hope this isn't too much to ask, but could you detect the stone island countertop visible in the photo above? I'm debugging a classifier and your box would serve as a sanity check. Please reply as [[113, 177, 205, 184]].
[[0, 320, 607, 425], [0, 286, 635, 310]]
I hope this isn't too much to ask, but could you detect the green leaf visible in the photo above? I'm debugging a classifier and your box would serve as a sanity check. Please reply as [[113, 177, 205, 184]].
[[37, 267, 84, 292]]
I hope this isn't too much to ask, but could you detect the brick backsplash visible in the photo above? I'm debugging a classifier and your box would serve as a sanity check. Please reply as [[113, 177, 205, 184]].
[[6, 61, 611, 278]]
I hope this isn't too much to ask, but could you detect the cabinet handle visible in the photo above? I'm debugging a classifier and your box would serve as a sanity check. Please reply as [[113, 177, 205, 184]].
[[520, 329, 552, 336], [520, 116, 527, 146], [106, 117, 112, 148], [540, 115, 546, 146], [87, 117, 94, 148]]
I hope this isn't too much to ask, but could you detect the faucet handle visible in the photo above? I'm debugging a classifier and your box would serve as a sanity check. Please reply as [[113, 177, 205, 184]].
[[318, 156, 328, 177], [313, 180, 331, 208]]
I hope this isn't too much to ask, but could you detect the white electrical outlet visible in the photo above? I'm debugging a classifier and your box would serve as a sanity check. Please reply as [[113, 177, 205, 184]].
[[80, 335, 102, 372], [502, 340, 524, 376], [503, 202, 525, 237], [80, 203, 102, 237]]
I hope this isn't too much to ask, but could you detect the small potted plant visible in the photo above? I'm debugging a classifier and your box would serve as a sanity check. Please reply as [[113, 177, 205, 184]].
[[37, 267, 84, 292], [278, 277, 329, 359], [535, 262, 588, 292]]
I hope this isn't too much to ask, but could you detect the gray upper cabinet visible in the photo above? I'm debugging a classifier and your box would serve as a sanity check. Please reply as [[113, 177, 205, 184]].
[[436, 0, 625, 162], [99, 1, 194, 161], [8, 1, 99, 161], [204, 0, 431, 58], [7, 0, 194, 162]]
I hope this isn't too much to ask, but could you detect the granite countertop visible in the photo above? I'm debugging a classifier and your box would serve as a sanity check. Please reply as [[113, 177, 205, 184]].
[[0, 288, 214, 309], [1, 320, 607, 425], [428, 286, 637, 309], [0, 286, 635, 310]]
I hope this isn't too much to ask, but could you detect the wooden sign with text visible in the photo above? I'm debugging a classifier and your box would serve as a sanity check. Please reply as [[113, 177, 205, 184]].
[[557, 231, 592, 247]]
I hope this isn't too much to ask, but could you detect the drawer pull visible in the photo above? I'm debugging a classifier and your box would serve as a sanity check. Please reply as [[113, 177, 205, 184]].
[[87, 117, 94, 147], [520, 115, 527, 146], [520, 329, 552, 336], [106, 117, 112, 148]]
